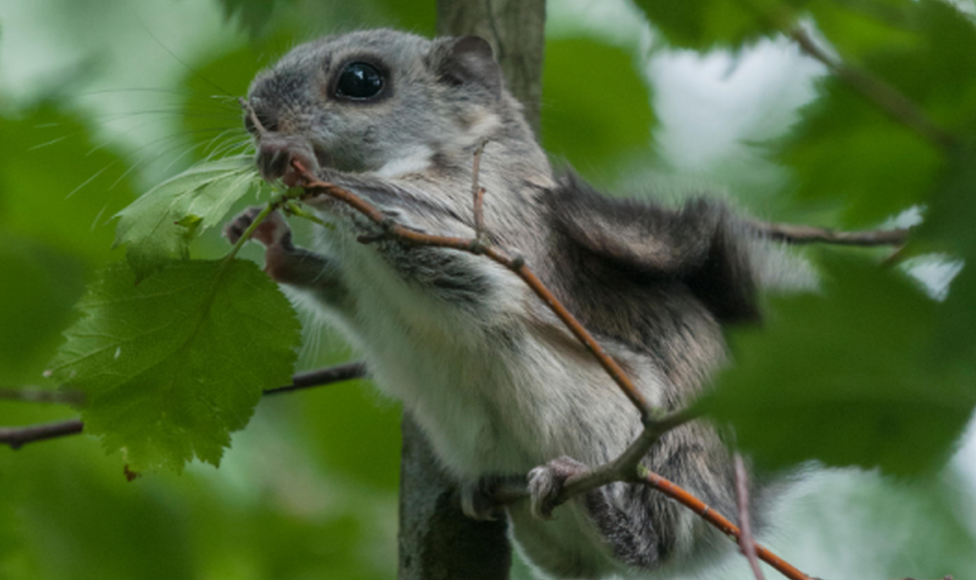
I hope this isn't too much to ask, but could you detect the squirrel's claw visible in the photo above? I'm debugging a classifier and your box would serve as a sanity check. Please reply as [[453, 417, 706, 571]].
[[527, 456, 588, 520]]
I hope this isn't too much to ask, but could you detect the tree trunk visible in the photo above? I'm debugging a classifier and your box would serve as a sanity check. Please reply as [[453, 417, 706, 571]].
[[397, 1, 547, 578], [437, 0, 546, 135], [397, 415, 512, 580]]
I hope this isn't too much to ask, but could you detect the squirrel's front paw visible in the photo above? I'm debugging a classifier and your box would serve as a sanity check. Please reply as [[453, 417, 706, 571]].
[[224, 207, 311, 285], [223, 206, 292, 248], [527, 456, 589, 520]]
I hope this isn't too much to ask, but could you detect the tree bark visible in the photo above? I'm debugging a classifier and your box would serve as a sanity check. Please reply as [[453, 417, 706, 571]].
[[437, 0, 546, 135], [397, 415, 512, 580], [396, 2, 547, 577]]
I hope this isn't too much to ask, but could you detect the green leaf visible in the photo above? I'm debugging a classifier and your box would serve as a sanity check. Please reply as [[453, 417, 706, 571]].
[[807, 0, 922, 61], [0, 104, 137, 266], [370, 0, 436, 36], [704, 255, 975, 476], [778, 78, 944, 226], [48, 259, 301, 472], [632, 0, 801, 50], [214, 0, 291, 37], [113, 156, 262, 281], [885, 0, 976, 132], [0, 233, 86, 384], [777, 0, 976, 226], [918, 147, 976, 362], [541, 37, 654, 177]]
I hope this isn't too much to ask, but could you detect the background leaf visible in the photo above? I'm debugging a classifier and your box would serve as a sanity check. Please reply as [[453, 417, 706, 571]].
[[48, 259, 300, 472], [0, 105, 136, 266], [777, 0, 976, 227], [920, 148, 976, 363], [0, 234, 86, 384], [541, 37, 655, 178], [705, 255, 976, 476], [777, 78, 944, 226], [632, 0, 801, 50], [0, 105, 139, 385]]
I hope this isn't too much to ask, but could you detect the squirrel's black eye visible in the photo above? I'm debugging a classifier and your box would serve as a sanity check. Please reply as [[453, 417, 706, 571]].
[[335, 62, 384, 100]]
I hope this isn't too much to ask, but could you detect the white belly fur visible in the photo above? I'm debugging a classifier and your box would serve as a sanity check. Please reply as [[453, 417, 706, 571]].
[[300, 230, 665, 577]]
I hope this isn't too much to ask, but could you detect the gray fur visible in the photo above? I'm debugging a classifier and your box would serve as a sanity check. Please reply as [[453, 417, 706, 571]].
[[233, 29, 771, 579]]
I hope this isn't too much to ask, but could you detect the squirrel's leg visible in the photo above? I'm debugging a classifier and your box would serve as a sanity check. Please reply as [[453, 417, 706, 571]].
[[223, 207, 350, 309], [528, 456, 673, 569]]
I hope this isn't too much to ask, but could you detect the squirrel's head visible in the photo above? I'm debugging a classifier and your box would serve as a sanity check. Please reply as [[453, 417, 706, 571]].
[[246, 29, 518, 176]]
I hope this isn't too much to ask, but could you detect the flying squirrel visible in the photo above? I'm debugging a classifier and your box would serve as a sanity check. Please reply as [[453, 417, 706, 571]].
[[224, 28, 780, 579]]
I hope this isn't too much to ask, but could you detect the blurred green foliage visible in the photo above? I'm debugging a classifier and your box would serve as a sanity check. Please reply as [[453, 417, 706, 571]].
[[667, 0, 976, 483], [706, 254, 974, 475], [540, 37, 655, 176], [633, 0, 799, 50], [2, 0, 976, 578], [0, 105, 135, 385]]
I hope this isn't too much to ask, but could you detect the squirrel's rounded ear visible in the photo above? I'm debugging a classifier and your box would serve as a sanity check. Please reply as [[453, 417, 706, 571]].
[[431, 36, 502, 100]]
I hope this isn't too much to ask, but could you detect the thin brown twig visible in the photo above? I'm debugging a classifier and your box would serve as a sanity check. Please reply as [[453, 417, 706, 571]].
[[471, 140, 489, 241], [735, 453, 766, 580], [0, 361, 368, 450], [732, 0, 955, 151], [787, 26, 956, 152], [289, 159, 814, 580], [750, 220, 909, 247], [557, 406, 697, 499], [263, 361, 367, 396], [291, 160, 659, 424], [493, 440, 809, 580], [0, 419, 84, 450], [474, 187, 486, 239], [489, 406, 700, 505], [640, 468, 810, 580]]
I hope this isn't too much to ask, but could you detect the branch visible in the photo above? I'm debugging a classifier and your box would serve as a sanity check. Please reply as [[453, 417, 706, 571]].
[[292, 161, 662, 426], [554, 406, 697, 502], [263, 361, 367, 396], [787, 26, 956, 152], [733, 0, 955, 151], [0, 361, 368, 450], [288, 160, 817, 580], [0, 419, 84, 450], [749, 220, 909, 246], [735, 453, 766, 580], [639, 467, 810, 580], [488, 407, 699, 506], [471, 140, 488, 241], [489, 440, 810, 580]]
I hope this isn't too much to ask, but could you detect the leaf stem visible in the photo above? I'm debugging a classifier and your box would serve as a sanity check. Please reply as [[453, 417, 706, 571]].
[[282, 200, 331, 228], [223, 202, 276, 262]]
